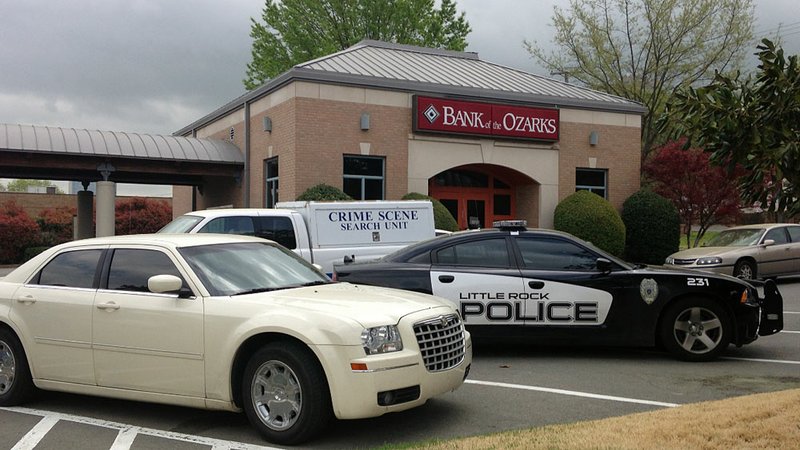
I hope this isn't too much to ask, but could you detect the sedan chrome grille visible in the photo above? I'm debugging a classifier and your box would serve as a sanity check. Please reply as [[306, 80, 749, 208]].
[[413, 314, 466, 372], [672, 258, 697, 265]]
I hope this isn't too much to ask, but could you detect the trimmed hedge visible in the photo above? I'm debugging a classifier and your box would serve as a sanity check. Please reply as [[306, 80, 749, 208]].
[[296, 184, 352, 201], [0, 200, 41, 264], [554, 191, 625, 257], [402, 192, 459, 232], [622, 189, 680, 264]]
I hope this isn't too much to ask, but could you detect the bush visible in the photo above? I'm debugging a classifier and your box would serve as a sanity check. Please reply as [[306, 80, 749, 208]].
[[402, 192, 459, 232], [622, 190, 680, 264], [115, 197, 173, 235], [296, 184, 352, 201], [554, 191, 625, 257], [23, 246, 50, 262], [0, 200, 40, 264], [37, 206, 76, 246]]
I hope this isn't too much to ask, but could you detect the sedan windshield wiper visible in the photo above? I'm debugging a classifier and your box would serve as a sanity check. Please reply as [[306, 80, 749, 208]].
[[299, 280, 330, 287], [232, 287, 283, 296]]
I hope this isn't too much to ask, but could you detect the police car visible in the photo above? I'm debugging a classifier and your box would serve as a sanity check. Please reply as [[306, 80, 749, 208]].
[[334, 221, 783, 361]]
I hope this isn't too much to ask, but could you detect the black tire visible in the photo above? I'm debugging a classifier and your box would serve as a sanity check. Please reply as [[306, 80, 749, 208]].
[[659, 298, 731, 362], [242, 342, 332, 445], [733, 260, 757, 279], [0, 328, 35, 406]]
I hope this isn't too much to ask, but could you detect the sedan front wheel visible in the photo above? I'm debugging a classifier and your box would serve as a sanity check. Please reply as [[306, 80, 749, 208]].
[[659, 298, 731, 362]]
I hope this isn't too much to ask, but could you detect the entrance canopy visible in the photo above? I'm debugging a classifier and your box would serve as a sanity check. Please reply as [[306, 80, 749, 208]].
[[0, 123, 243, 185]]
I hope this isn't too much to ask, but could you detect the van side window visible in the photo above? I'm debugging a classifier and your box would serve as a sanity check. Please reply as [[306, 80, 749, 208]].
[[199, 216, 255, 235], [36, 249, 103, 288], [255, 217, 297, 249]]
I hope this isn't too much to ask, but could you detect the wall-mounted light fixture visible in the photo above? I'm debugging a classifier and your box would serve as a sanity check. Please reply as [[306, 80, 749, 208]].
[[589, 131, 599, 146], [360, 112, 370, 131], [263, 116, 272, 132]]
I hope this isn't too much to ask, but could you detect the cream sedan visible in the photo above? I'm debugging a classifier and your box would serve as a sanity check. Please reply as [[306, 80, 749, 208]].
[[0, 234, 471, 445], [665, 224, 800, 279]]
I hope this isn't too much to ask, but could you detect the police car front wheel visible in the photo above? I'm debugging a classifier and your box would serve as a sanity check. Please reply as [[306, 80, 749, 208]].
[[659, 298, 731, 362]]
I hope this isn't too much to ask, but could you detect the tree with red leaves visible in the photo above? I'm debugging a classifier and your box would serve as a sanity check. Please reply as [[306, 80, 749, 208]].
[[0, 200, 40, 263], [115, 197, 172, 235], [643, 140, 742, 248]]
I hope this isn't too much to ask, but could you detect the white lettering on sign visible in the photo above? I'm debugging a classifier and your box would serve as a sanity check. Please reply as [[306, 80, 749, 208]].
[[442, 106, 490, 129], [502, 113, 557, 134]]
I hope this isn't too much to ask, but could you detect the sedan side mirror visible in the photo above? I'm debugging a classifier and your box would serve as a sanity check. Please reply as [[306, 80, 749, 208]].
[[762, 239, 776, 247], [148, 274, 193, 298], [596, 257, 613, 273]]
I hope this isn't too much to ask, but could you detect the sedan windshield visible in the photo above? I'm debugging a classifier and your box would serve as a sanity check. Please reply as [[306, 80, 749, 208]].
[[179, 242, 329, 296], [705, 229, 764, 247], [158, 215, 204, 233]]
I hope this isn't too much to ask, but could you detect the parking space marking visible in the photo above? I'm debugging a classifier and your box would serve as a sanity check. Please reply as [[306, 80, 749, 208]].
[[721, 356, 800, 365], [1, 406, 277, 450], [782, 330, 800, 334], [466, 379, 680, 408], [11, 415, 58, 450]]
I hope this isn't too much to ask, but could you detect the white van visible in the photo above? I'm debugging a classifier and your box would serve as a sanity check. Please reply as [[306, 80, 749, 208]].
[[158, 201, 435, 274]]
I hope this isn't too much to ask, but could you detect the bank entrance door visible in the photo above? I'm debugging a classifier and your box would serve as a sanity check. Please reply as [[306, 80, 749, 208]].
[[430, 167, 515, 230]]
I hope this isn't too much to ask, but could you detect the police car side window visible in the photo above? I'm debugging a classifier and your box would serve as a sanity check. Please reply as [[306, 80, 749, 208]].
[[436, 238, 510, 267], [199, 216, 255, 235], [254, 217, 297, 249], [517, 238, 598, 271]]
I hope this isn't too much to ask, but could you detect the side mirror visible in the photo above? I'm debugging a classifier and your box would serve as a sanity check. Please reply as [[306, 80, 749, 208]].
[[762, 239, 776, 247], [596, 257, 613, 273], [148, 274, 192, 298]]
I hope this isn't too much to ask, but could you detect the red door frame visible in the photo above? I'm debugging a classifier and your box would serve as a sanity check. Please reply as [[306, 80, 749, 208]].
[[429, 167, 516, 230]]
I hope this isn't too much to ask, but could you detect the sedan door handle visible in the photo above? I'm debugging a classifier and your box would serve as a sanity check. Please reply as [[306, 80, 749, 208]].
[[96, 302, 120, 311], [438, 275, 455, 283], [528, 281, 545, 289], [16, 295, 36, 304]]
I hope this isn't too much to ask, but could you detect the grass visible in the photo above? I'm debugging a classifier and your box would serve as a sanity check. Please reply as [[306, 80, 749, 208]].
[[679, 230, 719, 250], [400, 388, 800, 450]]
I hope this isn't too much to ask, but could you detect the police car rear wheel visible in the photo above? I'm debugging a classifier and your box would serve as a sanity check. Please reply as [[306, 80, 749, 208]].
[[660, 298, 731, 362]]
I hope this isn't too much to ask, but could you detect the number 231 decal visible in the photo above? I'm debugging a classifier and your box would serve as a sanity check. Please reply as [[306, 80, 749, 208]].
[[687, 277, 710, 286]]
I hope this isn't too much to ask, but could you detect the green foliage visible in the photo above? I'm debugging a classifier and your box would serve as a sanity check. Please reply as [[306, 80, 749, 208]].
[[664, 39, 800, 217], [526, 0, 754, 156], [5, 179, 64, 194], [402, 192, 458, 232], [22, 246, 50, 262], [0, 200, 41, 264], [622, 189, 680, 264], [296, 184, 353, 201], [554, 191, 625, 257], [115, 198, 172, 235], [245, 0, 471, 89]]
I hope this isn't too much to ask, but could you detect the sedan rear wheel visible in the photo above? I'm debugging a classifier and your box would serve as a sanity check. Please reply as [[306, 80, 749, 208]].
[[660, 298, 731, 362], [0, 329, 34, 405], [242, 342, 331, 445]]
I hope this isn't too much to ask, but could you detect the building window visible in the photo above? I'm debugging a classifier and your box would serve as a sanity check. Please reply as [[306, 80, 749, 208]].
[[265, 157, 278, 208], [575, 168, 607, 199], [343, 155, 384, 200]]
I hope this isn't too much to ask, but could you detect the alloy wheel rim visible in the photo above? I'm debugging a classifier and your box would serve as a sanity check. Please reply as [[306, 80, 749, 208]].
[[0, 339, 16, 396], [251, 360, 302, 431], [672, 307, 723, 354]]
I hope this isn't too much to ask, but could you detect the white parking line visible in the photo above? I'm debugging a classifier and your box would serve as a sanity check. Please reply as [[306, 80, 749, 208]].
[[721, 356, 800, 365], [465, 379, 679, 408], [784, 311, 800, 315], [1, 406, 276, 450], [782, 330, 800, 334]]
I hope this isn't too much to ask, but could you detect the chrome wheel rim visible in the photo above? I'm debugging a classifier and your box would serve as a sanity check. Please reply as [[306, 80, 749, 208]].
[[0, 339, 16, 396], [251, 360, 302, 431], [736, 264, 753, 279], [673, 307, 723, 354]]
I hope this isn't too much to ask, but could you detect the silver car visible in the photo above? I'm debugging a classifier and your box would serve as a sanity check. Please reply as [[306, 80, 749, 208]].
[[665, 224, 800, 279]]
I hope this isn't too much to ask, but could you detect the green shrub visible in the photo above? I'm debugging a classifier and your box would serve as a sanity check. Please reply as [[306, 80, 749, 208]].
[[296, 184, 352, 201], [554, 191, 625, 257], [402, 192, 459, 232], [23, 246, 50, 262], [622, 189, 680, 264]]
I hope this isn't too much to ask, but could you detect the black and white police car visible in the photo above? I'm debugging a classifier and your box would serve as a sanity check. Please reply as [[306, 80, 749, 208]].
[[334, 221, 783, 361]]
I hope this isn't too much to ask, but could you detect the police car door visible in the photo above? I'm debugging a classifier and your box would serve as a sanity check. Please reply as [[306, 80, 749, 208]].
[[513, 236, 613, 326], [430, 237, 525, 326]]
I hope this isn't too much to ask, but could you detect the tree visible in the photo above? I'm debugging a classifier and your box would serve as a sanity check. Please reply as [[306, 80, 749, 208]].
[[296, 184, 352, 201], [245, 0, 471, 89], [525, 0, 754, 156], [622, 189, 679, 264], [553, 190, 625, 257], [115, 198, 172, 235], [0, 200, 40, 264], [643, 140, 741, 247], [664, 39, 800, 218], [5, 179, 64, 194]]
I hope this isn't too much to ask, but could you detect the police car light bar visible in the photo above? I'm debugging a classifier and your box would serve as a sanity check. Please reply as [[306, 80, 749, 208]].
[[493, 220, 527, 229]]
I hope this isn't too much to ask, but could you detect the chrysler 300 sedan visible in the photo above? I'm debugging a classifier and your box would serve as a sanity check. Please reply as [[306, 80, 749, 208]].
[[0, 234, 471, 445]]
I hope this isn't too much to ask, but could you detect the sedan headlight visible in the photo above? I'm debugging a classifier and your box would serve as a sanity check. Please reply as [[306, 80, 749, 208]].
[[696, 256, 722, 265], [361, 325, 403, 355]]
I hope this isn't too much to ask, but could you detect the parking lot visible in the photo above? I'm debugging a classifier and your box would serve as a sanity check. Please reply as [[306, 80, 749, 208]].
[[1, 276, 798, 450]]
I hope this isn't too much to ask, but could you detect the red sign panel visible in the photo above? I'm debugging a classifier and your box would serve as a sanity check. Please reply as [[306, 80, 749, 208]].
[[414, 96, 559, 141]]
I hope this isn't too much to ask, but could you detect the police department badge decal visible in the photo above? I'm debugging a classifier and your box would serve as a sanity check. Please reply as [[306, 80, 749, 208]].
[[640, 279, 658, 305]]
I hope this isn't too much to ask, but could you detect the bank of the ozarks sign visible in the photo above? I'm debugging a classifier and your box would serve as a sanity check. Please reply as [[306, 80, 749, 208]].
[[413, 95, 559, 141]]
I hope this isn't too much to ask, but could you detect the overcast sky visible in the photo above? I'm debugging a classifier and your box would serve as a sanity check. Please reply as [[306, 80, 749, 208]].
[[1, 0, 798, 137]]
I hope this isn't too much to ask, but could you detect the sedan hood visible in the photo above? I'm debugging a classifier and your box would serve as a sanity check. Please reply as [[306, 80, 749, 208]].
[[669, 246, 742, 259], [250, 282, 455, 327]]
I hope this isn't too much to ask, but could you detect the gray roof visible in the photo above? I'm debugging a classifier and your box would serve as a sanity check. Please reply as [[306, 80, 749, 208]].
[[176, 40, 645, 136], [1, 123, 243, 164]]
